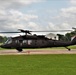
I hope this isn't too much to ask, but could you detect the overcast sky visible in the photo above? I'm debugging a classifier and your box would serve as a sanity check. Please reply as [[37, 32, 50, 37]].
[[0, 0, 76, 36]]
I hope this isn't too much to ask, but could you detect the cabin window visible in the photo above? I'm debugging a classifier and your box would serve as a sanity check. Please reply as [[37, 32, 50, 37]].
[[28, 40, 32, 45], [15, 40, 20, 44], [23, 40, 27, 44], [15, 40, 18, 43]]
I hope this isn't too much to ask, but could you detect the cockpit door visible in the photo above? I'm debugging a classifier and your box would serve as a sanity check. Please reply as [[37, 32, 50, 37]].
[[15, 40, 23, 47]]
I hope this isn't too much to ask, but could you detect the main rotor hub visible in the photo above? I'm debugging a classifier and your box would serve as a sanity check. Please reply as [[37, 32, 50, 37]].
[[18, 29, 32, 35]]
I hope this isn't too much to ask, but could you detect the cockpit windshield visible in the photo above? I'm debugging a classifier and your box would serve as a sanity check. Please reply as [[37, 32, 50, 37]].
[[4, 37, 12, 44]]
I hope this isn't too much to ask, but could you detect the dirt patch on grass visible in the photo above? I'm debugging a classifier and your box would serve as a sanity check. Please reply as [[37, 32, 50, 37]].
[[0, 49, 76, 55]]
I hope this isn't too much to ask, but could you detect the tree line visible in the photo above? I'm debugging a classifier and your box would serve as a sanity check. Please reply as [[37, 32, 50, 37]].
[[57, 30, 76, 41], [0, 36, 7, 43]]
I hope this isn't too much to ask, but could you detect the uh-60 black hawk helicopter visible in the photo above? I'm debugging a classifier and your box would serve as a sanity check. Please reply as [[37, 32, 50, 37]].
[[0, 29, 76, 52]]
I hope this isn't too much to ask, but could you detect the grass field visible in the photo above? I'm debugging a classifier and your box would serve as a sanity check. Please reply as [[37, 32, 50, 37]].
[[0, 55, 76, 75]]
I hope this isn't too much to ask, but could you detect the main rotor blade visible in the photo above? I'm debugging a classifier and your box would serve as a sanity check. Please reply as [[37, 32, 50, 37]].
[[18, 29, 72, 32], [31, 30, 72, 32], [0, 32, 21, 33], [0, 29, 72, 34]]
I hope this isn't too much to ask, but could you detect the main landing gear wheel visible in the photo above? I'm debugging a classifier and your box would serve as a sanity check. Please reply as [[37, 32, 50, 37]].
[[16, 48, 23, 52]]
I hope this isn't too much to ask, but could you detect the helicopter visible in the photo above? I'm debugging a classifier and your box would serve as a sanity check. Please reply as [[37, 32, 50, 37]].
[[0, 29, 76, 52]]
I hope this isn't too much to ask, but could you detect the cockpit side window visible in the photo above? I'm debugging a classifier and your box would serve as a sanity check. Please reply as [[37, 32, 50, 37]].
[[5, 38, 12, 44]]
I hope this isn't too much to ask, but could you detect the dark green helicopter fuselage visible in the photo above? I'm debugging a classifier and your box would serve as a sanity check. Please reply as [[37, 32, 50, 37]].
[[1, 35, 76, 52]]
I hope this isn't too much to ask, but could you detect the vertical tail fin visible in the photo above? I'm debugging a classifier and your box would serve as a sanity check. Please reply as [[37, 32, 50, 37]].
[[71, 36, 76, 45]]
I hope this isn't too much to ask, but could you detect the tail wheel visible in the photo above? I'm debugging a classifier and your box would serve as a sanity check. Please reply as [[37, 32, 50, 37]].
[[65, 47, 71, 51]]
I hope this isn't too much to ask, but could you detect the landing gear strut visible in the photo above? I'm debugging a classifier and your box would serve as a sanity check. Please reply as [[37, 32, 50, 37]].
[[16, 48, 23, 52], [65, 47, 71, 51]]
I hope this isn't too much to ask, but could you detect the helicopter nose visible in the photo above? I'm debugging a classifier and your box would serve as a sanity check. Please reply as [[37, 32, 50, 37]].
[[0, 44, 5, 48], [0, 44, 11, 49], [0, 44, 8, 48]]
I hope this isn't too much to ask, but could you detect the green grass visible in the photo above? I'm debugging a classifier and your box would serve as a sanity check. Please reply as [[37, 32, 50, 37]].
[[69, 45, 76, 49], [0, 55, 76, 75]]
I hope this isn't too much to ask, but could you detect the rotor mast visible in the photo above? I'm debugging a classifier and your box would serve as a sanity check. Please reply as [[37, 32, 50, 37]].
[[18, 29, 32, 35]]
